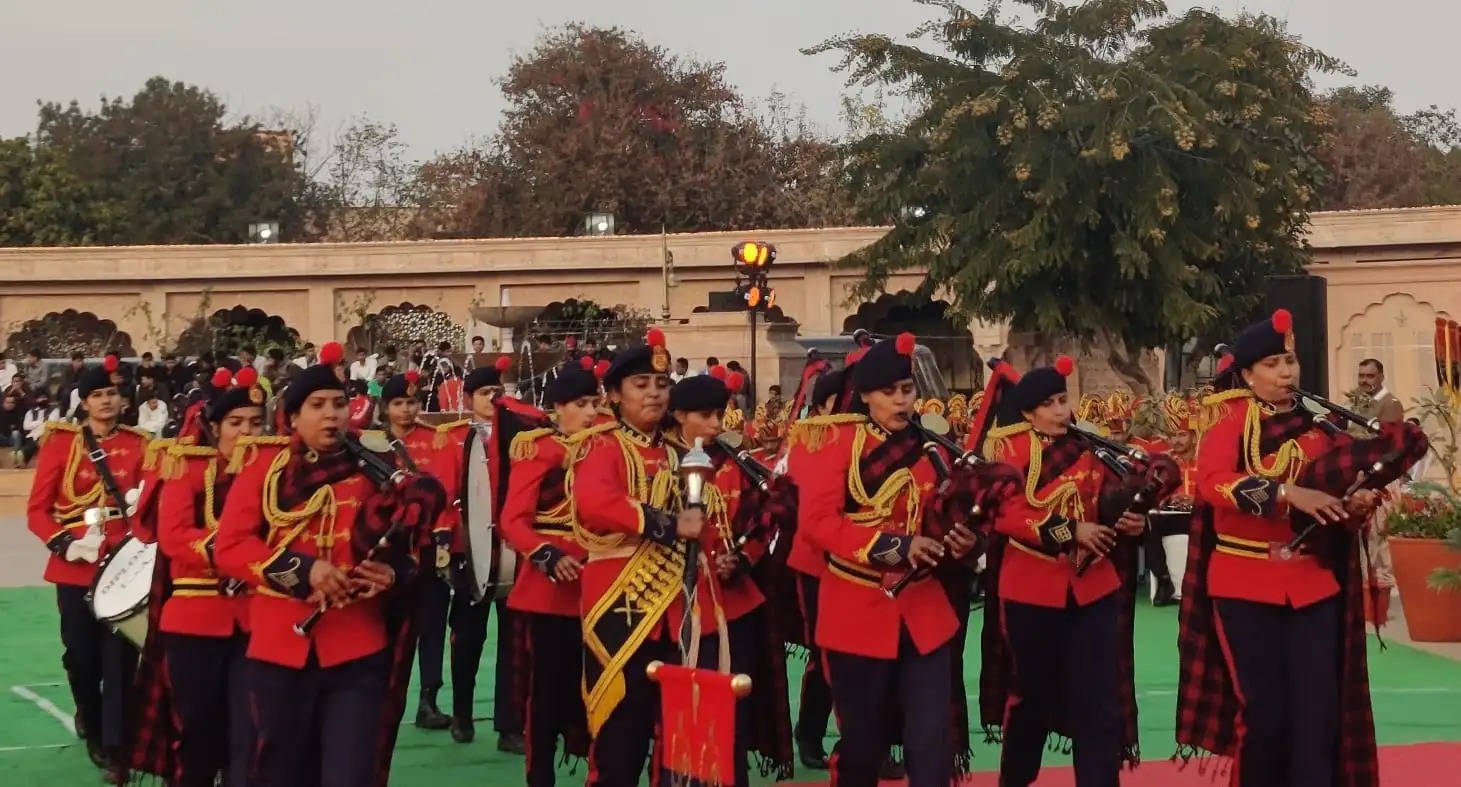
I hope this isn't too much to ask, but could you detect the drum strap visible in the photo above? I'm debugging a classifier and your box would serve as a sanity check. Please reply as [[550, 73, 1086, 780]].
[[387, 437, 420, 474], [82, 424, 133, 531]]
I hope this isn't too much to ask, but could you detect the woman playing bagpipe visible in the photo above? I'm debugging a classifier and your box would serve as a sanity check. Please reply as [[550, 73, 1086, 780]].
[[795, 333, 1008, 787], [214, 343, 447, 787], [495, 357, 603, 787], [665, 366, 795, 785], [975, 356, 1176, 787], [127, 368, 276, 785], [1175, 310, 1429, 787], [569, 327, 718, 787]]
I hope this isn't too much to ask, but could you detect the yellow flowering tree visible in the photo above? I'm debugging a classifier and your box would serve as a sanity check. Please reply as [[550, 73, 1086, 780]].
[[807, 0, 1345, 389]]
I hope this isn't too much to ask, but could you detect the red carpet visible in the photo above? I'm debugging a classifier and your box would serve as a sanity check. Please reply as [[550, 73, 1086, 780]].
[[790, 742, 1461, 785]]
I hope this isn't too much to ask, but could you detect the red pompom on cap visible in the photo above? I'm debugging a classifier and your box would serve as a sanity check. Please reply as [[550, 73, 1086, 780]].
[[211, 368, 233, 388], [709, 365, 728, 381], [594, 360, 610, 379], [895, 332, 916, 356], [103, 354, 120, 373], [579, 355, 594, 371], [404, 370, 420, 385], [565, 336, 578, 350], [646, 327, 666, 348], [235, 367, 258, 388], [1054, 355, 1075, 377], [319, 342, 345, 366], [726, 372, 745, 393], [1271, 308, 1293, 335], [494, 355, 513, 372]]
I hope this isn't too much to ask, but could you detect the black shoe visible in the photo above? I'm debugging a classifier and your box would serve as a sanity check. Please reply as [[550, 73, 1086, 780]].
[[798, 744, 829, 771], [1153, 577, 1178, 607], [74, 712, 87, 741], [414, 688, 451, 730], [879, 754, 906, 780], [450, 717, 475, 744], [496, 732, 526, 755], [101, 764, 128, 785], [85, 739, 108, 770]]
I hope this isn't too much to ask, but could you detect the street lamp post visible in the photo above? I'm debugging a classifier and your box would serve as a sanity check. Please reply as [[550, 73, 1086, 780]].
[[731, 241, 776, 411]]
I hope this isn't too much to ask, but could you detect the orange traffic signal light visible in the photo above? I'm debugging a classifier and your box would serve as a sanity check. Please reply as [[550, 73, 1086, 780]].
[[744, 286, 762, 307], [732, 241, 776, 268]]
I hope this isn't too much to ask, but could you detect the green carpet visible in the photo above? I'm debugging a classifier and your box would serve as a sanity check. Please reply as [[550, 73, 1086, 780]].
[[2, 585, 1459, 785]]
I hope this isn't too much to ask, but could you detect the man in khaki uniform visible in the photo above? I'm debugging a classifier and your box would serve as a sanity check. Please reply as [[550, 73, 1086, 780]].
[[1355, 358, 1405, 596]]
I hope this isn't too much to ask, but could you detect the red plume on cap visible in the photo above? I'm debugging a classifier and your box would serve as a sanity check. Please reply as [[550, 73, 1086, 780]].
[[709, 365, 728, 381], [895, 332, 916, 356], [1271, 309, 1293, 335], [211, 368, 233, 388], [404, 370, 420, 385], [319, 342, 344, 366], [1055, 355, 1075, 377], [103, 355, 120, 373], [235, 367, 258, 388], [594, 360, 610, 380], [579, 355, 594, 371], [646, 327, 666, 347], [494, 355, 513, 372], [726, 372, 745, 393]]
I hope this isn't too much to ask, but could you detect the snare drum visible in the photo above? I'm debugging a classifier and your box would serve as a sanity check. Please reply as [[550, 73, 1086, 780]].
[[87, 536, 157, 647]]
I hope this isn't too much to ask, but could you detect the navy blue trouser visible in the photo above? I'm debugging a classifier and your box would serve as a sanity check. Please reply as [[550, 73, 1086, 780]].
[[163, 631, 250, 786], [244, 650, 387, 787]]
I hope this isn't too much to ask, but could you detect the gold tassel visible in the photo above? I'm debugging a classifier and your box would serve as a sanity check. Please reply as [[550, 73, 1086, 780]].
[[434, 419, 470, 449], [787, 413, 865, 452], [510, 428, 554, 461]]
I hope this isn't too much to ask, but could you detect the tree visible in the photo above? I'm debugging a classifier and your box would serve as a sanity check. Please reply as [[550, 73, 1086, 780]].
[[422, 24, 854, 238], [5, 77, 308, 246], [807, 0, 1343, 391], [307, 116, 423, 241], [1317, 86, 1461, 210]]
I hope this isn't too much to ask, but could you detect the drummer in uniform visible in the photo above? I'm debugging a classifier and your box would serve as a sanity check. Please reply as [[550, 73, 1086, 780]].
[[27, 354, 150, 781], [154, 367, 273, 786], [1145, 393, 1198, 606], [214, 343, 443, 786], [571, 327, 714, 787], [371, 370, 457, 732], [497, 357, 604, 787], [429, 355, 525, 749]]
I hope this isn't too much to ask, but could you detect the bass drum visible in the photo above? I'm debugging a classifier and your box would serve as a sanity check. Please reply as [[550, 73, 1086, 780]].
[[460, 423, 517, 603], [87, 536, 157, 648]]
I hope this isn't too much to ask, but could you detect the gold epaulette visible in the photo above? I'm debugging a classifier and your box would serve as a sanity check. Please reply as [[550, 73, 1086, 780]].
[[143, 438, 176, 471], [787, 413, 866, 452], [39, 420, 79, 446], [564, 420, 618, 444], [509, 427, 556, 461], [162, 442, 219, 480], [119, 425, 152, 440], [1197, 388, 1252, 433], [983, 421, 1032, 461], [360, 429, 387, 443], [433, 418, 471, 449], [226, 435, 291, 474]]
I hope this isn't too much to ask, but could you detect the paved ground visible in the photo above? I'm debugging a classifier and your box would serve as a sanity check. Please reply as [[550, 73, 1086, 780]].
[[0, 514, 46, 588]]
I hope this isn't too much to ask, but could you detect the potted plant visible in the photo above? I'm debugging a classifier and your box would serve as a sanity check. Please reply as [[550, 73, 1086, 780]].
[[1387, 482, 1461, 641]]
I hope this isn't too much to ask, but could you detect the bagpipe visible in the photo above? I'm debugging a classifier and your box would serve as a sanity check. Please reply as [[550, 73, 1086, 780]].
[[1283, 385, 1429, 554], [884, 413, 1019, 598], [293, 430, 430, 636], [1066, 421, 1180, 576]]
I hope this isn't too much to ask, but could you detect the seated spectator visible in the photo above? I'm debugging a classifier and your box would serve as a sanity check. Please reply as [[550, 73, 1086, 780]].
[[22, 394, 53, 465], [368, 366, 388, 399], [1, 395, 25, 465], [135, 389, 169, 436]]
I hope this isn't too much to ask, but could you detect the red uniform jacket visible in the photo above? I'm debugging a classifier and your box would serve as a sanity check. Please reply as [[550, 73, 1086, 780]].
[[384, 423, 454, 542], [572, 422, 720, 643], [498, 429, 587, 617], [156, 446, 251, 637], [1196, 395, 1338, 608], [986, 425, 1122, 609], [214, 441, 389, 669], [348, 395, 375, 430], [782, 441, 826, 579], [797, 415, 958, 659], [432, 419, 476, 550], [27, 423, 149, 587], [674, 437, 766, 623]]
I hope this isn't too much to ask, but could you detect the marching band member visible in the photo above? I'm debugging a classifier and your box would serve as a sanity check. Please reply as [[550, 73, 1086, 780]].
[[571, 327, 714, 787], [214, 344, 445, 787], [781, 368, 845, 770], [1145, 394, 1198, 606], [26, 354, 149, 782], [497, 358, 602, 787], [795, 333, 975, 787], [429, 356, 525, 749], [667, 367, 795, 785], [371, 370, 456, 733], [1176, 311, 1428, 787], [979, 356, 1149, 787], [153, 368, 271, 786]]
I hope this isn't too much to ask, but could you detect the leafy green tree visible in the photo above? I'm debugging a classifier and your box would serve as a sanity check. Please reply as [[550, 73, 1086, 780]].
[[1318, 86, 1461, 210], [808, 0, 1343, 390]]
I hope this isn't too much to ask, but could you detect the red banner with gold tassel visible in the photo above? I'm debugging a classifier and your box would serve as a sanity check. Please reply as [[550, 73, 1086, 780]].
[[648, 662, 749, 786]]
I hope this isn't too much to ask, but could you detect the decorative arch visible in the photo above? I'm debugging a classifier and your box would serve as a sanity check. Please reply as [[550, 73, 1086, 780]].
[[347, 302, 462, 354], [175, 306, 300, 358], [528, 298, 653, 350], [841, 291, 982, 392], [1335, 292, 1444, 396], [6, 310, 135, 358]]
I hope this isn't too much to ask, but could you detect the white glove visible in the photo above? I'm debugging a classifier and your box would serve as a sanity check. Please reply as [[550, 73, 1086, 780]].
[[65, 531, 105, 564]]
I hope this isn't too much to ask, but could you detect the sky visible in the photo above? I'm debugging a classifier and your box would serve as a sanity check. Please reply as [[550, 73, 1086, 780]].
[[3, 0, 1458, 160]]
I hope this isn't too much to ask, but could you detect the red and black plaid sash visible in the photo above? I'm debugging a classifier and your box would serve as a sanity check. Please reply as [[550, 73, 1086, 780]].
[[1036, 433, 1087, 488], [537, 466, 568, 513], [276, 446, 356, 510], [844, 426, 922, 513]]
